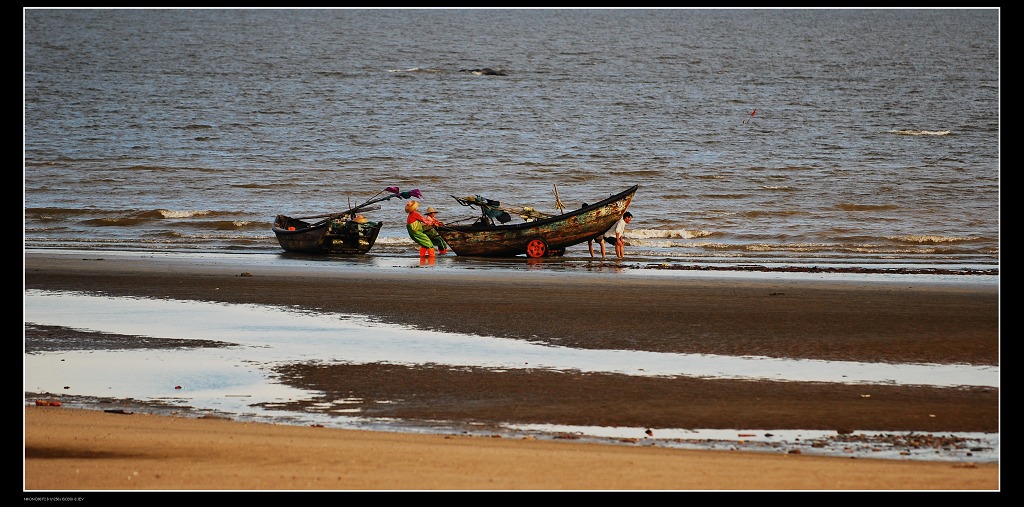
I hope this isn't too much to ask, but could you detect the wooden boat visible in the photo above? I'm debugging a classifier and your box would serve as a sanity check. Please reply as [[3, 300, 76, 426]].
[[272, 214, 384, 254], [436, 185, 638, 258], [272, 187, 420, 254]]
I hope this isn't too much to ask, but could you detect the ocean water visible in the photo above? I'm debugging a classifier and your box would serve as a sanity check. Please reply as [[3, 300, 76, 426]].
[[23, 8, 1000, 271]]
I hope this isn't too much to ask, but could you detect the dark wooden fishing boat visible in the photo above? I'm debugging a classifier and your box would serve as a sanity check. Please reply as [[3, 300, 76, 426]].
[[436, 185, 638, 258], [272, 214, 384, 254], [272, 187, 420, 254]]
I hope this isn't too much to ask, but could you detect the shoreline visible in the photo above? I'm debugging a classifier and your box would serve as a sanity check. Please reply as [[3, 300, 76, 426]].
[[22, 246, 1002, 276], [24, 250, 999, 365], [23, 250, 1001, 490]]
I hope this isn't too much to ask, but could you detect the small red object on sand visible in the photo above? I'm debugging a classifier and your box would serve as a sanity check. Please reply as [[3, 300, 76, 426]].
[[175, 385, 182, 389]]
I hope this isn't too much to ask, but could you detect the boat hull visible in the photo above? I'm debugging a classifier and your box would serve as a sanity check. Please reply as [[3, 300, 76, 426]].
[[272, 215, 383, 254], [436, 185, 637, 257]]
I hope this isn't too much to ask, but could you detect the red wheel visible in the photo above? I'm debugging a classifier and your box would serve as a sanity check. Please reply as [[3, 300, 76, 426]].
[[525, 238, 547, 258]]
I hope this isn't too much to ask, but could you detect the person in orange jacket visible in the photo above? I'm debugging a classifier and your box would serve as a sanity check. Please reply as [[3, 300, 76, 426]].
[[420, 207, 449, 255], [405, 200, 435, 257]]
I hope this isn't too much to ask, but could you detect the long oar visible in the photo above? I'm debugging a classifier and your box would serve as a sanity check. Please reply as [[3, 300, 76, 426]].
[[310, 187, 421, 228], [295, 205, 382, 220]]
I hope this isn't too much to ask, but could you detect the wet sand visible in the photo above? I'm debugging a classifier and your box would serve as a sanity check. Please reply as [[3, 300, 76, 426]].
[[22, 251, 1000, 491]]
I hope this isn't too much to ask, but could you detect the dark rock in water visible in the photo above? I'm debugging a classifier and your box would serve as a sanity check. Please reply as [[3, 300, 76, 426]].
[[24, 323, 235, 353], [459, 67, 508, 76]]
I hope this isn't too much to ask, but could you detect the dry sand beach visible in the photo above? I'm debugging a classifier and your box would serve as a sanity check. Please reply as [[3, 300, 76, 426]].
[[23, 251, 1000, 491], [24, 406, 996, 492]]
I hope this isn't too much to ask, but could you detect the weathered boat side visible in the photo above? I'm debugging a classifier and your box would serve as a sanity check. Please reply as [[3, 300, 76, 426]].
[[436, 185, 637, 257]]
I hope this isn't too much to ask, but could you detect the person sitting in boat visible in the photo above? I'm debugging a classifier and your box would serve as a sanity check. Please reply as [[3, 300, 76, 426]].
[[405, 200, 435, 258], [421, 207, 449, 255]]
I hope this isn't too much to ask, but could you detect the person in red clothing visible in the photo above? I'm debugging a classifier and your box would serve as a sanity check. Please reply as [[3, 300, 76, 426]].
[[405, 200, 434, 257], [421, 207, 449, 255]]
